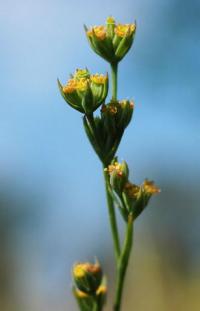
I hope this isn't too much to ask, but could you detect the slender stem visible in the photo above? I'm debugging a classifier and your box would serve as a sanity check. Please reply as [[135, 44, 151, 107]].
[[103, 168, 121, 262], [111, 62, 118, 100], [114, 215, 134, 311], [93, 298, 100, 311]]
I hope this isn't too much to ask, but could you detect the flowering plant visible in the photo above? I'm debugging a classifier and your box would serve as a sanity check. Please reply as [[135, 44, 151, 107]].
[[58, 16, 160, 311]]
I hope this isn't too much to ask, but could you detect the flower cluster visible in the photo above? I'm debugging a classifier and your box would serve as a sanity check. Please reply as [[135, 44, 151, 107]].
[[58, 68, 108, 114], [73, 261, 106, 311], [106, 160, 160, 221], [83, 100, 134, 165], [85, 16, 136, 63]]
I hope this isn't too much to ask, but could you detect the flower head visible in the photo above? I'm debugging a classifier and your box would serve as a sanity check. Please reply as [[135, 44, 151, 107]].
[[106, 160, 129, 194], [114, 23, 136, 38], [85, 17, 136, 63], [58, 68, 108, 114], [122, 178, 160, 220], [143, 179, 161, 195], [72, 261, 103, 294], [124, 182, 140, 199]]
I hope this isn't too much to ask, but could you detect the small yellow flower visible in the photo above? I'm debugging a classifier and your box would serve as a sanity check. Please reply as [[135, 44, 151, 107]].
[[73, 262, 101, 278], [124, 182, 140, 199], [87, 25, 106, 40], [106, 16, 115, 24], [143, 180, 160, 194], [106, 162, 123, 177], [74, 68, 90, 80], [120, 100, 134, 109], [73, 264, 86, 278], [115, 23, 136, 37], [85, 17, 136, 63], [90, 74, 107, 84], [63, 79, 77, 94], [101, 102, 118, 115], [76, 78, 88, 92]]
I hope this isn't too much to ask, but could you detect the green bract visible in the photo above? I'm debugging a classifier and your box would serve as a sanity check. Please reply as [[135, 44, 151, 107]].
[[58, 68, 108, 114]]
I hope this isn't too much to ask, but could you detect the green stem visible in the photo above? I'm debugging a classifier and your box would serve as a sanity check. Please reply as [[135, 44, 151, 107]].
[[114, 215, 134, 311], [103, 168, 121, 262], [93, 298, 100, 311], [111, 62, 118, 100]]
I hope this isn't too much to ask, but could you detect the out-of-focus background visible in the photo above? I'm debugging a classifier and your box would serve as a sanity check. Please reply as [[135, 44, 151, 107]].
[[0, 0, 200, 310]]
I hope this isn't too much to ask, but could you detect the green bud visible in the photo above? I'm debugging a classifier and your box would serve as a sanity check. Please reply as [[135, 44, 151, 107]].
[[118, 100, 134, 129], [106, 161, 129, 195], [73, 261, 103, 294]]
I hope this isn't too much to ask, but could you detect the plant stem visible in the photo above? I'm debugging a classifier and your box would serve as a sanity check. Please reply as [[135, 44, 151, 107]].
[[114, 215, 134, 311], [93, 299, 100, 311], [103, 168, 121, 262], [111, 62, 118, 100]]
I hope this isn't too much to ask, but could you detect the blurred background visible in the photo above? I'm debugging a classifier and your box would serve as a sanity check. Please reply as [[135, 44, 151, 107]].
[[0, 0, 200, 310]]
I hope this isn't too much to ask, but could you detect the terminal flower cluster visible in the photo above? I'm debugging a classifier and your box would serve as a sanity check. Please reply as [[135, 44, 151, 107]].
[[85, 16, 136, 63]]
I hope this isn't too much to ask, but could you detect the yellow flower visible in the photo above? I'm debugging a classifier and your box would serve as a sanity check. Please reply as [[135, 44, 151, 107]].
[[76, 78, 88, 92], [106, 16, 115, 24], [90, 74, 107, 84], [106, 162, 124, 177], [58, 68, 108, 113], [72, 261, 103, 294], [85, 17, 136, 63], [74, 68, 90, 80], [143, 179, 160, 194], [87, 25, 106, 40], [115, 23, 136, 37], [124, 182, 140, 199], [63, 79, 77, 94], [120, 99, 134, 109], [73, 262, 101, 278], [101, 103, 118, 115]]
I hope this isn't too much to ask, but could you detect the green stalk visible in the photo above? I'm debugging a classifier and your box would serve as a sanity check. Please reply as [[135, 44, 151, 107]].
[[114, 215, 134, 311], [111, 62, 118, 100], [103, 61, 120, 263], [103, 168, 121, 262], [93, 298, 100, 311]]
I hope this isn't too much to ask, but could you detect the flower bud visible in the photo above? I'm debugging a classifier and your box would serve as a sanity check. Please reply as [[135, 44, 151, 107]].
[[106, 161, 129, 195], [58, 68, 108, 114], [101, 99, 134, 133], [85, 17, 136, 64], [83, 99, 134, 165], [72, 261, 103, 294], [123, 179, 160, 219]]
